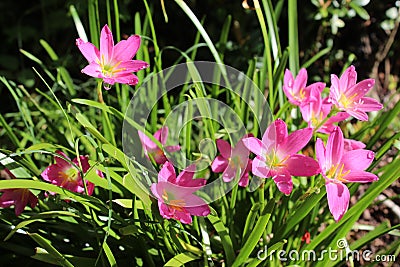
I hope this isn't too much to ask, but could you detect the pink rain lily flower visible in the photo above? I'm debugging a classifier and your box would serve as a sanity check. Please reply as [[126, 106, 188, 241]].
[[151, 162, 210, 224], [243, 119, 320, 195], [0, 188, 38, 216], [316, 127, 378, 222], [76, 24, 149, 89], [138, 127, 181, 165], [283, 68, 326, 106], [329, 65, 383, 121], [300, 86, 349, 133], [211, 135, 253, 187], [0, 169, 38, 216], [41, 151, 103, 195]]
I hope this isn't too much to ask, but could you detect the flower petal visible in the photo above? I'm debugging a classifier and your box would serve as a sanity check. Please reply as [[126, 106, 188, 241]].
[[158, 161, 176, 183], [183, 194, 209, 209], [315, 138, 327, 173], [286, 154, 320, 177], [104, 73, 139, 86], [357, 97, 383, 112], [165, 145, 181, 153], [325, 181, 350, 222], [113, 34, 141, 61], [211, 155, 229, 173], [293, 68, 308, 95], [216, 139, 232, 159], [154, 127, 168, 144], [72, 155, 90, 173], [346, 79, 375, 99], [242, 137, 268, 159], [158, 201, 173, 219], [81, 63, 102, 78], [330, 74, 341, 104], [138, 130, 158, 151], [272, 171, 293, 195], [339, 65, 357, 93], [266, 119, 288, 147], [174, 210, 192, 224], [238, 166, 250, 187], [115, 60, 149, 73], [341, 149, 375, 171], [186, 204, 210, 217], [325, 127, 344, 168], [76, 38, 100, 63], [346, 109, 369, 121], [319, 112, 350, 134], [283, 69, 296, 103], [342, 170, 378, 183], [14, 190, 29, 216], [279, 127, 312, 156], [343, 139, 366, 151], [252, 156, 273, 178], [222, 165, 237, 182], [100, 25, 114, 63]]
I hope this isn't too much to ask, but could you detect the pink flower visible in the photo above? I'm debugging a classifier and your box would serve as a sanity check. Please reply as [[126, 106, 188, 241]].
[[0, 188, 38, 216], [138, 127, 181, 165], [329, 65, 383, 121], [0, 169, 38, 216], [283, 68, 325, 106], [41, 151, 102, 195], [211, 135, 253, 187], [344, 139, 366, 151], [243, 119, 320, 195], [300, 86, 349, 133], [76, 25, 149, 89], [315, 127, 378, 222], [151, 162, 210, 224]]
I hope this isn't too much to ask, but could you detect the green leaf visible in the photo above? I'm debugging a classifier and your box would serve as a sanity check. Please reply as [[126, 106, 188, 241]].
[[207, 209, 235, 266], [40, 39, 58, 61], [274, 187, 325, 239], [84, 166, 123, 194], [349, 2, 370, 20], [0, 179, 107, 213], [75, 113, 110, 144], [0, 152, 32, 179], [113, 199, 133, 209], [242, 203, 260, 244], [4, 211, 79, 241], [122, 173, 152, 209], [119, 225, 141, 236], [164, 252, 200, 267], [102, 241, 117, 267], [232, 199, 275, 267], [29, 233, 74, 267]]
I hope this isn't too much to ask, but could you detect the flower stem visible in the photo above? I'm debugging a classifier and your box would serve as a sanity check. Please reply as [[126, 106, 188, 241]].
[[97, 80, 104, 103]]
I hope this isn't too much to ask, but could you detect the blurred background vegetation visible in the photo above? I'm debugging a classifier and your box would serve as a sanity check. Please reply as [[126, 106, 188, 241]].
[[0, 0, 399, 157], [1, 0, 398, 98]]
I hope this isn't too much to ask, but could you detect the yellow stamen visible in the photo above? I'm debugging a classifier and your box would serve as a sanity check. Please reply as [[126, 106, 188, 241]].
[[338, 93, 358, 108], [266, 150, 290, 168], [98, 54, 127, 77], [58, 168, 79, 186], [326, 163, 351, 182], [162, 189, 186, 212]]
